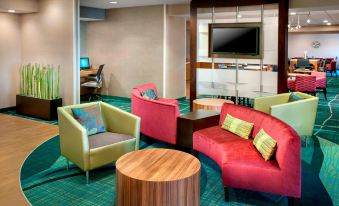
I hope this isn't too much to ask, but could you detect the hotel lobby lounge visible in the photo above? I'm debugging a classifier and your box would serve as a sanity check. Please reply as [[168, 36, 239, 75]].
[[0, 0, 338, 206]]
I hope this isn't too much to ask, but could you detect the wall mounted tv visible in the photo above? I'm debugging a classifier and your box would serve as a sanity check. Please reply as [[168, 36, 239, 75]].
[[209, 23, 262, 59]]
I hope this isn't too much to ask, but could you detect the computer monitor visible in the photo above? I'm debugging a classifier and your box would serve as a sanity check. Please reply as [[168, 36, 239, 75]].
[[80, 57, 90, 69]]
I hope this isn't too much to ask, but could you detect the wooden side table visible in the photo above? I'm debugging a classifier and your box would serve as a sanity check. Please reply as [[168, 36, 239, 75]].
[[177, 110, 220, 149], [193, 98, 233, 112], [116, 149, 200, 206]]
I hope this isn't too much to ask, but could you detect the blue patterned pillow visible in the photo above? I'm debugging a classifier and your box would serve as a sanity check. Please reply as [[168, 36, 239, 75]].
[[141, 89, 158, 100], [71, 104, 106, 136]]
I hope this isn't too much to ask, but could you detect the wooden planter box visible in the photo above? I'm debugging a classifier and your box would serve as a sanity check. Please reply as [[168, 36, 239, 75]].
[[16, 95, 62, 121]]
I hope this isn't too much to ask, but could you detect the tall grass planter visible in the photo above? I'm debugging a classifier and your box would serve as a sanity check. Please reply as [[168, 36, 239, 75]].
[[16, 64, 62, 120]]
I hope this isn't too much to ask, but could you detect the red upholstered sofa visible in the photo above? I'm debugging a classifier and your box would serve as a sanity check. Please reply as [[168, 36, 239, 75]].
[[131, 83, 180, 144], [193, 103, 301, 202]]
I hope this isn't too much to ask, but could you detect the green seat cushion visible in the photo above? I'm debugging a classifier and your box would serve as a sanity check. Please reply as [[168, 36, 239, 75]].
[[72, 104, 106, 136], [141, 89, 158, 100], [288, 92, 304, 102], [221, 114, 254, 139], [253, 129, 277, 161]]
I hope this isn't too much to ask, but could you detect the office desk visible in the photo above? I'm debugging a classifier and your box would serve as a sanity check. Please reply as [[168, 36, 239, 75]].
[[80, 69, 98, 95]]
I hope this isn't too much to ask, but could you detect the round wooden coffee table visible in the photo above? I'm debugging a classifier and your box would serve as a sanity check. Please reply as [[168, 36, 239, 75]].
[[116, 148, 200, 206], [193, 98, 234, 112]]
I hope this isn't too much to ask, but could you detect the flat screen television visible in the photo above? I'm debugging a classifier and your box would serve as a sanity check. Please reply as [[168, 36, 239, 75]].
[[80, 57, 90, 69], [209, 23, 262, 59]]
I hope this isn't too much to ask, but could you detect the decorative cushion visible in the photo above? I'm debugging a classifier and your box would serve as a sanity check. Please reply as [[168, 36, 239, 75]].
[[253, 129, 277, 161], [221, 114, 254, 139], [288, 92, 304, 102], [72, 104, 106, 136], [141, 89, 158, 100]]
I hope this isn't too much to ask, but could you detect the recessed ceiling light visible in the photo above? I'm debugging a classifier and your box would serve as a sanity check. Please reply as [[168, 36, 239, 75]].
[[237, 14, 242, 18], [109, 1, 118, 3], [326, 22, 332, 26], [8, 9, 16, 13], [307, 19, 311, 24], [323, 20, 328, 23], [290, 12, 296, 15]]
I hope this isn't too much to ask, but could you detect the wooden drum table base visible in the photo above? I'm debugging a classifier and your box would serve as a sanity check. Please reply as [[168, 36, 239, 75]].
[[116, 149, 200, 206]]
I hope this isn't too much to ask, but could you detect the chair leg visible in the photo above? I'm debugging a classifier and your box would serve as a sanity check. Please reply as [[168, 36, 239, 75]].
[[288, 197, 301, 206], [224, 187, 229, 202], [323, 88, 327, 100], [193, 150, 199, 159], [86, 171, 89, 184]]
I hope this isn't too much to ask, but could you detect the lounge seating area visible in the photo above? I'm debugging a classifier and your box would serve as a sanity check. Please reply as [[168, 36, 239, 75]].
[[0, 0, 338, 206]]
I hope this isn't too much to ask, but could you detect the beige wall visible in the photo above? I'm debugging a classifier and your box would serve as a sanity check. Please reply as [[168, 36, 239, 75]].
[[21, 0, 77, 105], [288, 33, 339, 58], [85, 5, 164, 97], [165, 6, 187, 99], [0, 13, 21, 108]]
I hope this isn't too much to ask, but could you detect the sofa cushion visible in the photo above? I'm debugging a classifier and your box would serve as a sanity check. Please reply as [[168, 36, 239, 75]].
[[71, 104, 106, 136], [288, 92, 304, 102], [253, 129, 277, 161], [141, 89, 158, 100], [221, 114, 254, 139], [89, 132, 134, 149]]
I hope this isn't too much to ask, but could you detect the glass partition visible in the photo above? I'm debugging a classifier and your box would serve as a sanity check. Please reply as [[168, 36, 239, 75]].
[[196, 4, 279, 105]]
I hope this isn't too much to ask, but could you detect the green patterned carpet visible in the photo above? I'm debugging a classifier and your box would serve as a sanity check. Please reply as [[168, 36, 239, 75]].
[[2, 75, 338, 206]]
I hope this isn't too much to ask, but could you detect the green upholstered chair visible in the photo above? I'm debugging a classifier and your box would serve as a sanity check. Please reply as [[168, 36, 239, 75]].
[[253, 92, 318, 137], [57, 102, 140, 184]]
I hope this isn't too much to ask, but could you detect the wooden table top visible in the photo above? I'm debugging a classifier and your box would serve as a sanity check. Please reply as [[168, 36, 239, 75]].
[[193, 98, 234, 106], [116, 148, 200, 182]]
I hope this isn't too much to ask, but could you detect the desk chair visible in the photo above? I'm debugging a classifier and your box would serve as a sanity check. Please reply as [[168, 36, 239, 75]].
[[81, 64, 104, 101]]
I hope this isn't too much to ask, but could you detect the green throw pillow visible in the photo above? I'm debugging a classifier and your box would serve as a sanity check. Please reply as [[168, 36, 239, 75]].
[[221, 114, 254, 139], [288, 92, 304, 102], [253, 129, 277, 161], [141, 89, 158, 100], [72, 104, 106, 136]]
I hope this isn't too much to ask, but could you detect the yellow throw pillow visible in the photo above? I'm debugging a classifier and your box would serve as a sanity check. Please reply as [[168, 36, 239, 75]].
[[253, 129, 277, 161], [221, 114, 254, 139]]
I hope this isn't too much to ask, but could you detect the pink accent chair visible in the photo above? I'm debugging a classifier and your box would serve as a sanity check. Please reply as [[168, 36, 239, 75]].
[[311, 72, 327, 99], [288, 76, 317, 96], [131, 83, 180, 144], [326, 60, 337, 76], [193, 103, 301, 203]]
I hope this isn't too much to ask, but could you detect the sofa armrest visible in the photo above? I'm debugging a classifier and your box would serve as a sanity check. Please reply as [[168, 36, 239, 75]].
[[57, 107, 90, 171], [270, 97, 319, 136], [100, 102, 140, 149], [253, 93, 290, 114]]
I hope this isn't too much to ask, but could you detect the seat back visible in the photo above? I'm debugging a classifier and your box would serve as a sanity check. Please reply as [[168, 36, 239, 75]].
[[96, 64, 104, 83], [295, 76, 316, 93], [296, 59, 310, 67]]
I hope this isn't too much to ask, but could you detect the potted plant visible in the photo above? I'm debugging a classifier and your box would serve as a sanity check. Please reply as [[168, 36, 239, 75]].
[[16, 63, 62, 120]]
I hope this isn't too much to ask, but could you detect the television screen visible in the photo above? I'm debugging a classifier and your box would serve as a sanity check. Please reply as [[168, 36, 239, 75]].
[[209, 23, 261, 59], [80, 57, 90, 69]]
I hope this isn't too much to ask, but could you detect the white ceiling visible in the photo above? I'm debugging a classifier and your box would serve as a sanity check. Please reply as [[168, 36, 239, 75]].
[[289, 10, 339, 26], [80, 0, 189, 9]]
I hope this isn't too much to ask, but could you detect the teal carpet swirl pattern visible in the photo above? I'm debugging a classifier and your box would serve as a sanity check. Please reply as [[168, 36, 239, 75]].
[[16, 75, 339, 205]]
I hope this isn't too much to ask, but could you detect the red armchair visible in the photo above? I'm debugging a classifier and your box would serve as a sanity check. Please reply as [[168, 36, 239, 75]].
[[193, 103, 301, 203], [325, 60, 337, 76], [288, 76, 317, 96], [131, 83, 180, 144]]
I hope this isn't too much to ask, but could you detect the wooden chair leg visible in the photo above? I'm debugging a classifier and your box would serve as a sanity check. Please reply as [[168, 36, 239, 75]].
[[288, 197, 300, 206], [224, 187, 229, 202], [323, 88, 327, 100]]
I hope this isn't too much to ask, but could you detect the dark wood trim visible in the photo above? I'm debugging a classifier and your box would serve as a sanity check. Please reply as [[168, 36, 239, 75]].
[[189, 5, 197, 111], [278, 0, 289, 93]]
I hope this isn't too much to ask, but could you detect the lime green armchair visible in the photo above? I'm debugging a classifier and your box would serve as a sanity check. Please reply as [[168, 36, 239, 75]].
[[253, 92, 318, 136], [57, 102, 140, 183]]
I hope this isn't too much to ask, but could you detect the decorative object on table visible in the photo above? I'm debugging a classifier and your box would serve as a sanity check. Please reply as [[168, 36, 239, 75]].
[[253, 92, 318, 136], [116, 148, 200, 206], [58, 101, 140, 184], [312, 41, 321, 48], [16, 63, 62, 120], [193, 103, 301, 204], [131, 83, 180, 144]]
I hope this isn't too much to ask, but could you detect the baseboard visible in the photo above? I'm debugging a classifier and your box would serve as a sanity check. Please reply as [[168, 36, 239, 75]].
[[0, 106, 16, 113]]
